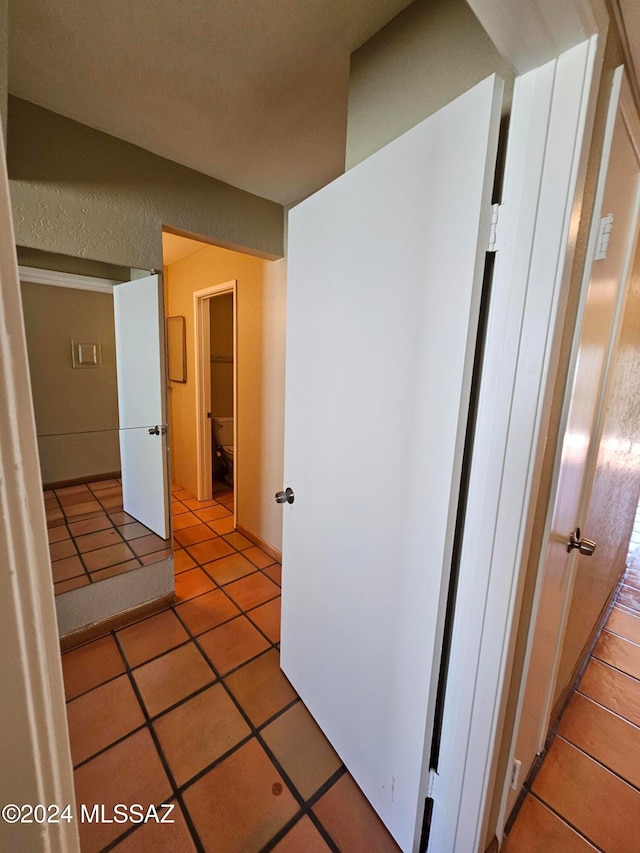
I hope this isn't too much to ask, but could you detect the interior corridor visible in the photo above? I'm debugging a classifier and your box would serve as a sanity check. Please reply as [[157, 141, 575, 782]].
[[503, 563, 640, 851], [59, 485, 401, 852]]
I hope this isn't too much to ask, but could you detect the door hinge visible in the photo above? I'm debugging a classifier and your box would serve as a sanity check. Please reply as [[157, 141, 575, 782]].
[[487, 203, 502, 253], [427, 767, 438, 797], [509, 758, 522, 790], [418, 769, 438, 853], [594, 213, 614, 260]]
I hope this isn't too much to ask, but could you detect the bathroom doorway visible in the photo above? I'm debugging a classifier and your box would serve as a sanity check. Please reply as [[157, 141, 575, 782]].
[[209, 293, 234, 494], [193, 281, 237, 508]]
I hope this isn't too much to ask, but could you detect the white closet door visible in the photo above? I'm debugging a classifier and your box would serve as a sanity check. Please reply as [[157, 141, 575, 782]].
[[113, 274, 169, 539], [281, 76, 502, 851]]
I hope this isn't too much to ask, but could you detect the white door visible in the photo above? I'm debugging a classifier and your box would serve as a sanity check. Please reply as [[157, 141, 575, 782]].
[[113, 274, 169, 539], [281, 76, 502, 852], [503, 70, 640, 823]]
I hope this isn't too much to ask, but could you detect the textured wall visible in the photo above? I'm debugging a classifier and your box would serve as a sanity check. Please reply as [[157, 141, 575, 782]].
[[346, 0, 514, 169], [166, 245, 286, 552], [7, 97, 284, 270]]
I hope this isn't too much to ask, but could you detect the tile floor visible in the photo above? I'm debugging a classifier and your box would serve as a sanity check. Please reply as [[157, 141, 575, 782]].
[[61, 484, 400, 852], [45, 479, 171, 595], [503, 565, 640, 852]]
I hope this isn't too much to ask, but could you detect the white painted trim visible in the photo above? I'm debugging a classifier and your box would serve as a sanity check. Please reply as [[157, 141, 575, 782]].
[[193, 281, 237, 519], [0, 133, 79, 848], [428, 36, 602, 853], [17, 265, 120, 293]]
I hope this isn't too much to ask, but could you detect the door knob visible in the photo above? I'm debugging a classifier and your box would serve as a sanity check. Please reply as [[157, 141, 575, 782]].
[[567, 527, 597, 556], [275, 487, 295, 505]]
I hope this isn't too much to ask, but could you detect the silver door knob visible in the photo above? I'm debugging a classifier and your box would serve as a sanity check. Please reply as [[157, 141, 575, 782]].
[[567, 527, 597, 556], [275, 487, 295, 505]]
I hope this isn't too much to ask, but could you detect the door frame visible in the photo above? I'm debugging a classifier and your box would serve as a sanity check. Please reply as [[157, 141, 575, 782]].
[[497, 67, 640, 833], [428, 36, 604, 852], [0, 127, 79, 849], [193, 280, 237, 510]]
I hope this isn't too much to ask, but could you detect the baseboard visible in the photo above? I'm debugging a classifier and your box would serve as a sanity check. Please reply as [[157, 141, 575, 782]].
[[236, 524, 282, 563], [44, 471, 121, 490], [504, 567, 625, 839], [60, 593, 175, 651], [56, 557, 174, 641]]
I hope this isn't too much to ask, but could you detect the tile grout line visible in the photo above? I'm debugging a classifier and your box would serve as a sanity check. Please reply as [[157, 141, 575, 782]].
[[525, 791, 607, 853], [553, 732, 640, 795], [166, 590, 349, 846], [108, 629, 207, 853], [575, 686, 640, 727], [63, 485, 355, 851]]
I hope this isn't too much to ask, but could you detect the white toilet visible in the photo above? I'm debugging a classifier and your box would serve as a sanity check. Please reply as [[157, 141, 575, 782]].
[[213, 416, 234, 484]]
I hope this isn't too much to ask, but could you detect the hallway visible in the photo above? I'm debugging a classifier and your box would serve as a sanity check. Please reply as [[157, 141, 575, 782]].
[[60, 486, 400, 852], [503, 564, 640, 851]]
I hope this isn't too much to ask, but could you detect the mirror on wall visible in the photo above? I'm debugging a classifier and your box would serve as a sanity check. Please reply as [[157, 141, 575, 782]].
[[19, 251, 172, 596]]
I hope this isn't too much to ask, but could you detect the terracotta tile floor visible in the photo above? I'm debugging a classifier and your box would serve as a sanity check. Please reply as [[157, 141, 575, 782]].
[[503, 565, 640, 852], [62, 484, 400, 852], [45, 479, 171, 595]]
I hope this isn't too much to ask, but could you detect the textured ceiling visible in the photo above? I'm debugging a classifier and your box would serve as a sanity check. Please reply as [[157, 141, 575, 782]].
[[9, 0, 413, 205]]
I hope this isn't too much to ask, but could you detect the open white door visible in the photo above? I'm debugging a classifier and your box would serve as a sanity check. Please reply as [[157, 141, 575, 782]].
[[113, 274, 169, 539], [281, 76, 502, 851]]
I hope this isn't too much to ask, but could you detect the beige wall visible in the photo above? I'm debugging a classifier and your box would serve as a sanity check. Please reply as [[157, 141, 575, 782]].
[[7, 97, 284, 270], [20, 280, 120, 484], [346, 0, 514, 170], [166, 245, 286, 552]]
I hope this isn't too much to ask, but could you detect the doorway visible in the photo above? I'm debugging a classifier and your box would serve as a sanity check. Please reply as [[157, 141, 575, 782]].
[[194, 282, 237, 511], [162, 230, 287, 558]]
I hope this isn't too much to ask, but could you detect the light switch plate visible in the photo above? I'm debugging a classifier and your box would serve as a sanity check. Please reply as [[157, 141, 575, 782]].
[[71, 340, 102, 368]]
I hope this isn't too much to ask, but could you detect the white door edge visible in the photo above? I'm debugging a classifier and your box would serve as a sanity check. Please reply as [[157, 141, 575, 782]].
[[0, 131, 80, 850], [193, 280, 237, 517], [428, 36, 602, 853]]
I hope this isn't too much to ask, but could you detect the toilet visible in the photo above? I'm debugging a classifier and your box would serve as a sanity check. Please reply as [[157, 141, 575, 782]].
[[213, 416, 234, 485]]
